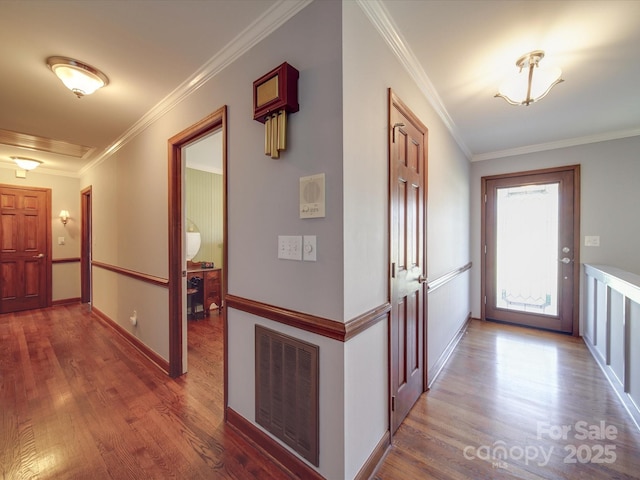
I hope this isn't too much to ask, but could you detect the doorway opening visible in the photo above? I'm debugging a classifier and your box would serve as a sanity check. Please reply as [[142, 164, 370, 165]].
[[481, 165, 580, 334], [81, 186, 92, 305], [168, 106, 227, 380]]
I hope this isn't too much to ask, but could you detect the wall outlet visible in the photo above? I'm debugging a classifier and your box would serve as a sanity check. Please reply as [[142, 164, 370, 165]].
[[585, 236, 600, 247], [130, 310, 138, 326]]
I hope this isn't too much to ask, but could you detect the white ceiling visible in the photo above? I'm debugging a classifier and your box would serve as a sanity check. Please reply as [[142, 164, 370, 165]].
[[1, 0, 638, 176]]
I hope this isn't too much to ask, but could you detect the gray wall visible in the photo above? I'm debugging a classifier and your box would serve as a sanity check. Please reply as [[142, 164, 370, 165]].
[[79, 0, 475, 477]]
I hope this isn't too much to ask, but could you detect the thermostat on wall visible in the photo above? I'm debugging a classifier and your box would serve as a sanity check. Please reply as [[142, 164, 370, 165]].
[[300, 173, 325, 218]]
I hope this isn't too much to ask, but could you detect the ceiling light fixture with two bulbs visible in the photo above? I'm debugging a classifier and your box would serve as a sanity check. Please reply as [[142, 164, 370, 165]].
[[495, 50, 564, 106]]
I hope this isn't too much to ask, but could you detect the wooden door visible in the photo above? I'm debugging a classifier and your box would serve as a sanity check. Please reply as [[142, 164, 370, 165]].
[[81, 186, 92, 304], [0, 185, 51, 313], [482, 166, 580, 334], [389, 90, 428, 433]]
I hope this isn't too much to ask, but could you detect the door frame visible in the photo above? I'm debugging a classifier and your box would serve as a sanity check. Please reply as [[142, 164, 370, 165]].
[[0, 184, 52, 312], [168, 106, 227, 379], [80, 186, 92, 304], [388, 89, 429, 435], [480, 165, 580, 335]]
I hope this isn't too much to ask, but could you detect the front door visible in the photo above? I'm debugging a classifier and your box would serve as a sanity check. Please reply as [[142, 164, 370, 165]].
[[482, 166, 580, 333], [0, 185, 51, 313], [389, 90, 428, 433]]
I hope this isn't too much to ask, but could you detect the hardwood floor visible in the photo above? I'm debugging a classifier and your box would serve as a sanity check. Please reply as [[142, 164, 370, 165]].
[[3, 307, 640, 479], [374, 319, 640, 480], [0, 305, 292, 479]]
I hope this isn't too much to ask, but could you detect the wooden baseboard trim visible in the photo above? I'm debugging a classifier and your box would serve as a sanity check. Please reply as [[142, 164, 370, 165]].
[[427, 313, 471, 388], [52, 297, 81, 306], [92, 306, 170, 375], [355, 431, 390, 480], [226, 407, 324, 480]]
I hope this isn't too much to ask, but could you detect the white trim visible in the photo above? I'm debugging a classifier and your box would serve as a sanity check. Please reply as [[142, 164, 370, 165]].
[[0, 162, 80, 178], [356, 0, 472, 160], [79, 0, 312, 176], [472, 127, 640, 162], [356, 0, 640, 163], [584, 264, 640, 306]]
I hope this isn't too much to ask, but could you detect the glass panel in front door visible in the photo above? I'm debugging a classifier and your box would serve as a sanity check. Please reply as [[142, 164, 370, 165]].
[[495, 183, 559, 316]]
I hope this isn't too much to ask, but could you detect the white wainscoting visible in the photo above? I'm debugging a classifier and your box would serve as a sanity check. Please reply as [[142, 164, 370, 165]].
[[583, 264, 640, 430]]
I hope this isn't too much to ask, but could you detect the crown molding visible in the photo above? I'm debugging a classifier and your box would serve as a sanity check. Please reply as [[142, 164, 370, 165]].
[[356, 0, 471, 160], [0, 162, 80, 178], [471, 127, 640, 162], [80, 0, 312, 176]]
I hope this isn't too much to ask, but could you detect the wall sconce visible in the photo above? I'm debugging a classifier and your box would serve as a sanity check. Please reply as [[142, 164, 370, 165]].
[[59, 210, 70, 226], [495, 50, 563, 106]]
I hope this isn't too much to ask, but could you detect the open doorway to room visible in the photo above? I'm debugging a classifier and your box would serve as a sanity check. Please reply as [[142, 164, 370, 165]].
[[168, 107, 227, 382]]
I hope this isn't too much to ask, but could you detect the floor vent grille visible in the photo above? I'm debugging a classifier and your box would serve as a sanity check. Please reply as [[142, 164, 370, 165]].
[[255, 325, 319, 466]]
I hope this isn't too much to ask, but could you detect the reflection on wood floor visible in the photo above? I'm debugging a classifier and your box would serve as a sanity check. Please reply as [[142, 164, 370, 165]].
[[0, 304, 291, 479], [374, 319, 640, 479], [3, 306, 639, 479]]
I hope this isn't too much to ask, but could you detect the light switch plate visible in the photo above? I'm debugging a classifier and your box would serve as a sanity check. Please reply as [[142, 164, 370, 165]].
[[303, 235, 316, 261], [278, 235, 302, 260]]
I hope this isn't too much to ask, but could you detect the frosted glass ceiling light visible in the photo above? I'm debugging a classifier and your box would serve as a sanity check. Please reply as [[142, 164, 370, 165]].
[[495, 50, 563, 106], [46, 56, 109, 98], [12, 157, 43, 170]]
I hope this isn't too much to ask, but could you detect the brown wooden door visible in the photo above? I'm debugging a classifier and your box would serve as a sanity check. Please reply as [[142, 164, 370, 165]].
[[482, 166, 580, 333], [0, 185, 50, 313], [81, 186, 92, 304], [389, 90, 428, 433]]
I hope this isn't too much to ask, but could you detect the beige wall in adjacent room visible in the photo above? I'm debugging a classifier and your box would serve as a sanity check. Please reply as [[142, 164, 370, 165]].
[[0, 167, 81, 302]]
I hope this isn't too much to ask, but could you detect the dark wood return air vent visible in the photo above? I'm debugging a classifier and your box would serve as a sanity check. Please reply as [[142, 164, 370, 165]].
[[255, 325, 319, 466]]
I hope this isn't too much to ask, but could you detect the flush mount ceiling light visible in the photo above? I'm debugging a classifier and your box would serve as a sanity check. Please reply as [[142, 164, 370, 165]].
[[12, 157, 43, 171], [495, 50, 563, 106], [46, 56, 109, 98]]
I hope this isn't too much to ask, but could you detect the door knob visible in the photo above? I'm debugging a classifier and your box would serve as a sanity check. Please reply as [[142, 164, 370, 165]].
[[418, 274, 427, 284], [33, 253, 44, 258]]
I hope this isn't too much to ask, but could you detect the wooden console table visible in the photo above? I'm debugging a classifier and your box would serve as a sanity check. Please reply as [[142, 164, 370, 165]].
[[187, 267, 222, 315]]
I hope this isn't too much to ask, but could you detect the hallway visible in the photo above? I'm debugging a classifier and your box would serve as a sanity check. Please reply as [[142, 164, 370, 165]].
[[375, 319, 640, 479], [0, 305, 289, 479], [2, 306, 639, 479]]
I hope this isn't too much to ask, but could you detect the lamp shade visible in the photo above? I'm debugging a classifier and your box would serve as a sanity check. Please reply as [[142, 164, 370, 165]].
[[47, 56, 109, 98], [12, 157, 42, 170]]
